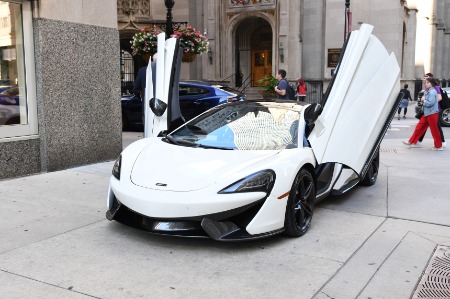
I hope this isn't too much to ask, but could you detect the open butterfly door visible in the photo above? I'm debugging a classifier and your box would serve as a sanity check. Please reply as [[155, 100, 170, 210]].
[[308, 24, 401, 176], [144, 33, 184, 137]]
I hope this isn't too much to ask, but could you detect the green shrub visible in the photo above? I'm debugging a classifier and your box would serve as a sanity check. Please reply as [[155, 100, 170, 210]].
[[257, 75, 278, 97]]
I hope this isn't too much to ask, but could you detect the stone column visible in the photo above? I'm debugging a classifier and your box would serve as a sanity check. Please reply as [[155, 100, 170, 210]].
[[429, 13, 438, 75], [403, 8, 418, 80], [285, 0, 302, 80], [444, 32, 450, 83], [301, 0, 325, 80], [434, 27, 445, 78]]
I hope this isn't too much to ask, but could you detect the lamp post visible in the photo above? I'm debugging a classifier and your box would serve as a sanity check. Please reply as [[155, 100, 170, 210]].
[[164, 0, 175, 38], [344, 0, 352, 41]]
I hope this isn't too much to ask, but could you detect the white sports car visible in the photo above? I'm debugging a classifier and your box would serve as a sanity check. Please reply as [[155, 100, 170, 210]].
[[106, 24, 402, 241]]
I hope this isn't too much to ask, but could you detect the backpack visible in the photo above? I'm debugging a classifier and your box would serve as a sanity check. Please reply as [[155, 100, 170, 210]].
[[283, 79, 296, 101], [440, 87, 449, 109], [441, 88, 449, 101]]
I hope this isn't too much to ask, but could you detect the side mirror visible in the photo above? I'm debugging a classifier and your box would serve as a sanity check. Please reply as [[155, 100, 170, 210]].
[[304, 103, 323, 125], [150, 98, 167, 117]]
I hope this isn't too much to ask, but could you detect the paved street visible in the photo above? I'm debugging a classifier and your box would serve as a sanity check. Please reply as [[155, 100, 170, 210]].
[[1, 104, 450, 299]]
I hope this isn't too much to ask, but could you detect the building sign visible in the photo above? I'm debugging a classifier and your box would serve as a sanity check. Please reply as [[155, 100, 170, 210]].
[[327, 48, 341, 68]]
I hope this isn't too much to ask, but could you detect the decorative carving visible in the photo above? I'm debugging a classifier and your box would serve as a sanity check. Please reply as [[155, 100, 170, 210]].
[[117, 0, 150, 19], [229, 0, 275, 7], [230, 0, 251, 6], [259, 0, 276, 5]]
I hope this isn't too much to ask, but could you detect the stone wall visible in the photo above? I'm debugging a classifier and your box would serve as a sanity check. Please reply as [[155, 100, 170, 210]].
[[33, 19, 122, 172], [0, 138, 41, 180]]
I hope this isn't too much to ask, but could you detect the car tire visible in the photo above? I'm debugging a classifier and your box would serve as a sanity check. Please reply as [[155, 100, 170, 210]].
[[360, 150, 380, 186], [440, 108, 450, 127], [284, 168, 315, 237]]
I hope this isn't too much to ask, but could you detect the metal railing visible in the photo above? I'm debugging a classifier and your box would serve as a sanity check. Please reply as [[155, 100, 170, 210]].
[[217, 73, 254, 93], [239, 73, 253, 93], [304, 81, 323, 104]]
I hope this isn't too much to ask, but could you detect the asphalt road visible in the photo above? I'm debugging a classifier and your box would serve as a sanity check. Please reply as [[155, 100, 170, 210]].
[[1, 104, 450, 299]]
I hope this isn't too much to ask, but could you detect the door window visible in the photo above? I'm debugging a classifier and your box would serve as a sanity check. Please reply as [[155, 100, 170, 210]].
[[252, 50, 272, 87]]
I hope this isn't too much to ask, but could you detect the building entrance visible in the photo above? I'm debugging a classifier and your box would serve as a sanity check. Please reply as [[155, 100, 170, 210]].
[[252, 50, 272, 87], [234, 17, 272, 88]]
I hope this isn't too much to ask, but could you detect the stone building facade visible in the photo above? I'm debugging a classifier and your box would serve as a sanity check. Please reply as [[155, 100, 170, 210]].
[[0, 0, 121, 180], [118, 0, 450, 100], [1, 0, 449, 179]]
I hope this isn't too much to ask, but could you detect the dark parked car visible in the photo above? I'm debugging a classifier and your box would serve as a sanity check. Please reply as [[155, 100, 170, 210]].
[[442, 87, 450, 127], [121, 81, 245, 130], [0, 87, 20, 125], [0, 104, 19, 125], [415, 88, 450, 127]]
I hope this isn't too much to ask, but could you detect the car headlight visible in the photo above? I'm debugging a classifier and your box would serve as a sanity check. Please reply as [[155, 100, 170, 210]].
[[218, 170, 275, 194], [112, 155, 121, 180]]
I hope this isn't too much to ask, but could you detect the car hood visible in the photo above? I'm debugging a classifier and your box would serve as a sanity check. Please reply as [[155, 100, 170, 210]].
[[130, 140, 279, 192]]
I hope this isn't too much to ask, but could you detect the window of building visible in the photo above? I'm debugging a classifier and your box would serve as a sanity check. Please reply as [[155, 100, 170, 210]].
[[0, 0, 37, 139], [120, 49, 134, 95]]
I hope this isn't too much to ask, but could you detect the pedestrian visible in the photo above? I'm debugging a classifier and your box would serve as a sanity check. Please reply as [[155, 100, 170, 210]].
[[132, 66, 147, 125], [403, 77, 443, 150], [296, 78, 307, 102], [131, 54, 157, 125], [416, 73, 446, 147], [133, 66, 147, 99], [398, 83, 412, 120], [274, 69, 288, 99]]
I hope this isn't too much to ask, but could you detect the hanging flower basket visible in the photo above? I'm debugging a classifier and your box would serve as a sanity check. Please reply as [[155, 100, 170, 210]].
[[182, 52, 197, 63], [171, 26, 208, 63], [130, 26, 162, 57]]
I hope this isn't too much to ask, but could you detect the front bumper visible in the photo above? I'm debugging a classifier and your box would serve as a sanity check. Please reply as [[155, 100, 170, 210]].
[[106, 192, 284, 241]]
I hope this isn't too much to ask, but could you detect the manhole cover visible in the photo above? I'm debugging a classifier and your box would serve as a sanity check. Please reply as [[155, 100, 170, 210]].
[[412, 245, 450, 298]]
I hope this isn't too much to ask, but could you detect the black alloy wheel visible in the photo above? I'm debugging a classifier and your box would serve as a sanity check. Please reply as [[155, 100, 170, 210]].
[[440, 108, 450, 127], [360, 150, 380, 186], [284, 168, 315, 237]]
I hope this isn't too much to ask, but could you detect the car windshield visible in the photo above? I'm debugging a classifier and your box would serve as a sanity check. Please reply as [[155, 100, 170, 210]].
[[167, 102, 301, 150]]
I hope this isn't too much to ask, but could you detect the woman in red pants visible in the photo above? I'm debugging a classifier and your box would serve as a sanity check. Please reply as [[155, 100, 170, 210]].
[[403, 77, 443, 150]]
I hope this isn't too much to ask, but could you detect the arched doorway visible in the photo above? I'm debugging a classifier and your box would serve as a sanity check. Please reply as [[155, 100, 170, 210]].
[[119, 28, 148, 96], [234, 17, 272, 87]]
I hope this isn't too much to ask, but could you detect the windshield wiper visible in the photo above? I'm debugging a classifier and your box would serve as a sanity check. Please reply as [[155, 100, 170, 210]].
[[196, 144, 234, 150], [163, 135, 233, 150], [162, 135, 198, 147], [186, 124, 207, 135], [162, 135, 180, 145]]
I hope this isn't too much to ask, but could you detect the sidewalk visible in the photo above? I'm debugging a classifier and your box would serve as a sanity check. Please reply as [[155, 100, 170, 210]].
[[1, 130, 449, 298]]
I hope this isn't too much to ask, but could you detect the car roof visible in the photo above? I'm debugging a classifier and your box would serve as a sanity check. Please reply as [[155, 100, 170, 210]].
[[222, 99, 307, 112], [180, 81, 237, 91], [179, 81, 235, 96], [180, 81, 217, 87]]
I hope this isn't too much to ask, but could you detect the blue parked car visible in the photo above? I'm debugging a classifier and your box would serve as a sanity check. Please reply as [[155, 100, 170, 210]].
[[121, 81, 245, 130]]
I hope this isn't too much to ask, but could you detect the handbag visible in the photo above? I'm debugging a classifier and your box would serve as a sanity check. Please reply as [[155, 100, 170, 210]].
[[415, 109, 424, 119]]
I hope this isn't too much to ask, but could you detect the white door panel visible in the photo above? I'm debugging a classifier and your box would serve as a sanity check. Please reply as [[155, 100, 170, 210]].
[[143, 53, 155, 138], [144, 34, 179, 137], [309, 24, 400, 174], [151, 33, 169, 137]]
